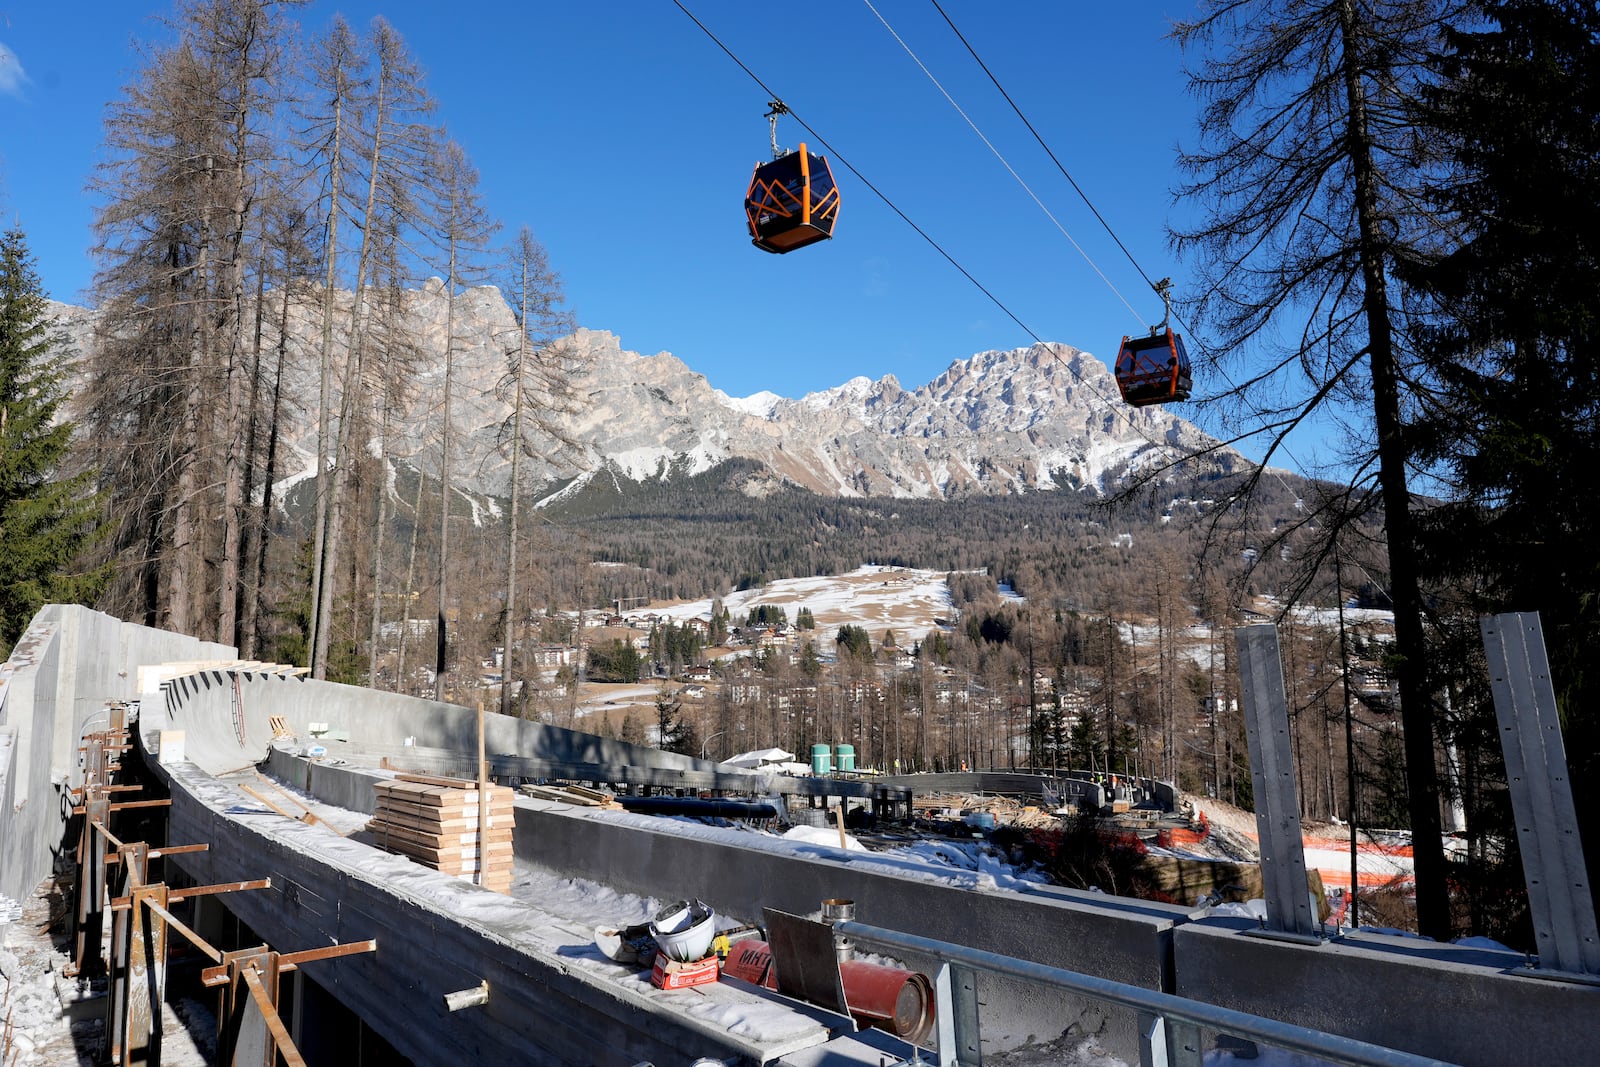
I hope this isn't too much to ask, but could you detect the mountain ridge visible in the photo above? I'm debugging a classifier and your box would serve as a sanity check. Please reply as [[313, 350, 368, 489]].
[[50, 283, 1244, 507]]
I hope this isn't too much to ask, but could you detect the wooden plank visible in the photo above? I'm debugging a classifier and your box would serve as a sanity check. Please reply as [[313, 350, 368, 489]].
[[376, 844, 514, 867], [372, 797, 487, 819], [375, 781, 514, 807], [374, 788, 514, 809], [369, 813, 513, 834], [395, 772, 480, 789], [239, 783, 307, 823], [372, 819, 507, 838], [393, 858, 514, 875], [370, 817, 485, 836], [519, 784, 614, 807], [369, 799, 508, 825], [376, 781, 457, 805], [393, 773, 515, 798], [370, 830, 515, 854], [365, 823, 512, 850], [366, 822, 513, 846]]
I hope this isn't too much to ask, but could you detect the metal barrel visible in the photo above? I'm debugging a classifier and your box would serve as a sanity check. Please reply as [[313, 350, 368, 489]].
[[719, 940, 934, 1045]]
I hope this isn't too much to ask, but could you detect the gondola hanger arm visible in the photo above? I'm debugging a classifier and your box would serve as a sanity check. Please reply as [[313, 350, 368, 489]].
[[765, 99, 789, 160], [1151, 277, 1173, 335]]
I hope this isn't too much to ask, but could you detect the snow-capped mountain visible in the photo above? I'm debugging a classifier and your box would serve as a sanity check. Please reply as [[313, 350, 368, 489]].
[[54, 283, 1240, 505], [531, 324, 1235, 500]]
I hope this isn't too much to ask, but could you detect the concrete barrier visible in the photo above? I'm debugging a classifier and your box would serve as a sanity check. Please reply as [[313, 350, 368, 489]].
[[0, 606, 229, 902], [1173, 918, 1598, 1065]]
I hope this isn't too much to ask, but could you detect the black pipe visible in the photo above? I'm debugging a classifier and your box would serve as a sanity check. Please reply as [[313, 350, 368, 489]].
[[616, 796, 778, 819]]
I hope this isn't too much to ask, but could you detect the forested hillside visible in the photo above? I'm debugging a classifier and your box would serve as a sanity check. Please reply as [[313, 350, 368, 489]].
[[531, 458, 1321, 611]]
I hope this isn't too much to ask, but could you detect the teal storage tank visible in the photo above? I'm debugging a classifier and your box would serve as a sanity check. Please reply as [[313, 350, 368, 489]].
[[835, 743, 856, 772], [811, 743, 833, 775]]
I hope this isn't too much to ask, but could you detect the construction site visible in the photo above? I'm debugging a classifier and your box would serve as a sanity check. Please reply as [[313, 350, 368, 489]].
[[1, 604, 1596, 1067]]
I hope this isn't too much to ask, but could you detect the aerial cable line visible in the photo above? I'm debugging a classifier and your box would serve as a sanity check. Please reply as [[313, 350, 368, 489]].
[[862, 0, 1146, 327], [928, 0, 1171, 318], [913, 0, 1370, 613], [674, 0, 1344, 612], [927, 0, 1336, 513], [668, 0, 1201, 475], [667, 0, 1035, 342]]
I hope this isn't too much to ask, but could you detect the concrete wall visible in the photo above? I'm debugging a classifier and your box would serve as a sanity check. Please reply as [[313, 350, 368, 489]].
[[156, 653, 1600, 1067], [0, 606, 230, 902], [509, 797, 1179, 987], [258, 741, 1178, 1058], [165, 669, 732, 781], [259, 710, 1600, 1067], [1, 619, 65, 903], [1173, 919, 1598, 1065], [511, 792, 1182, 1057], [156, 755, 835, 1067], [875, 770, 1180, 813]]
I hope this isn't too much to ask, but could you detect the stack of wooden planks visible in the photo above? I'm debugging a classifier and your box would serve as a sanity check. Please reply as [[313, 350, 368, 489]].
[[367, 773, 515, 893]]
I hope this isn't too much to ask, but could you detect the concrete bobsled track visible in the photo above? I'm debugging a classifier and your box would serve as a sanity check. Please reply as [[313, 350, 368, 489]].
[[3, 605, 1599, 1066]]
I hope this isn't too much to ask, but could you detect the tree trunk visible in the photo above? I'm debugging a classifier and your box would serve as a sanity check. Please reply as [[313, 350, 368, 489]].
[[368, 398, 393, 689], [502, 266, 528, 718], [397, 469, 426, 691], [315, 50, 393, 678], [250, 279, 290, 660], [435, 241, 457, 702], [310, 91, 343, 675], [1338, 0, 1449, 941]]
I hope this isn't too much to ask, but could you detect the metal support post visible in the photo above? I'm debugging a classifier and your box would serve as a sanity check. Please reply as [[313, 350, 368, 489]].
[[1138, 1011, 1204, 1067], [111, 881, 169, 1065], [933, 961, 981, 1067], [1234, 625, 1320, 941], [1480, 613, 1600, 977], [217, 949, 281, 1067], [73, 792, 113, 979]]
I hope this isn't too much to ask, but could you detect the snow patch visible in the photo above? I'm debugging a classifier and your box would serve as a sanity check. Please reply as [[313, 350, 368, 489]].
[[533, 471, 595, 509], [717, 389, 784, 418]]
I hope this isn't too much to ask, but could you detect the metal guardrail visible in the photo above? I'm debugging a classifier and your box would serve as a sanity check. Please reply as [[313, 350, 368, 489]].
[[832, 921, 1460, 1067]]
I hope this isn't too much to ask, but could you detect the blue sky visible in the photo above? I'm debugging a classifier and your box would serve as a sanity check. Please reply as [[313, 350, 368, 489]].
[[0, 1, 1325, 468]]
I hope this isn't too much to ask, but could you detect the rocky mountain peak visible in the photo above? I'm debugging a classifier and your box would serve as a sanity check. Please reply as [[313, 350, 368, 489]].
[[53, 284, 1239, 509]]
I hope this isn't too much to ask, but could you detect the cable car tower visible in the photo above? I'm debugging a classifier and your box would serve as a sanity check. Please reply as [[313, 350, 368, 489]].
[[743, 100, 841, 254], [1114, 278, 1193, 407]]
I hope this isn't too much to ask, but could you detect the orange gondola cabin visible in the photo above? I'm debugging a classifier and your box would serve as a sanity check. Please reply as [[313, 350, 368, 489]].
[[1114, 328, 1192, 407], [744, 142, 840, 254]]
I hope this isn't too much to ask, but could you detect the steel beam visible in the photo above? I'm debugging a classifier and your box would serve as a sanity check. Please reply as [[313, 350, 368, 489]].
[[1234, 625, 1320, 940], [1480, 613, 1600, 976]]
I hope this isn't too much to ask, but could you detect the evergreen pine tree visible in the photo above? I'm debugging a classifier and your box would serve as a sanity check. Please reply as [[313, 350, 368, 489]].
[[1405, 0, 1600, 903], [618, 710, 644, 745], [0, 226, 106, 652]]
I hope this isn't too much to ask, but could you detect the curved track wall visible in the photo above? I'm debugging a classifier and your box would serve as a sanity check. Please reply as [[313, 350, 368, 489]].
[[0, 606, 230, 902], [5, 605, 1598, 1066]]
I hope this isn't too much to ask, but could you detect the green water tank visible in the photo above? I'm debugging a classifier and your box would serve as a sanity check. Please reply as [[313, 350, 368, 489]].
[[811, 743, 833, 775], [835, 743, 856, 772]]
